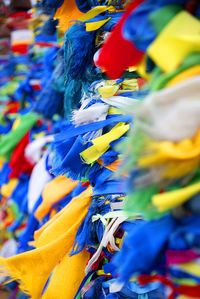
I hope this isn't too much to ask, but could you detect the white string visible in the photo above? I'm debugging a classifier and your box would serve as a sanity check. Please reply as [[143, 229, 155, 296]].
[[85, 217, 127, 274]]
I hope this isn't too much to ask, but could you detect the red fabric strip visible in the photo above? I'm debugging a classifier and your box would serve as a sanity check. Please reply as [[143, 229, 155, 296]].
[[96, 0, 144, 79]]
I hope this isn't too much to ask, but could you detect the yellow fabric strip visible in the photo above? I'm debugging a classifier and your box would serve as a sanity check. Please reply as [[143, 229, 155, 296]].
[[1, 179, 18, 198], [108, 108, 124, 115], [96, 269, 111, 276], [158, 133, 200, 160], [79, 6, 110, 22], [178, 262, 200, 278], [35, 186, 92, 248], [15, 64, 28, 71], [12, 117, 21, 130], [162, 158, 199, 180], [85, 17, 111, 31], [35, 175, 78, 221], [33, 131, 46, 139], [80, 123, 130, 164], [42, 248, 90, 299], [138, 130, 200, 168], [98, 85, 119, 98], [167, 65, 200, 87], [128, 66, 137, 72], [122, 79, 138, 90], [152, 182, 200, 212], [148, 11, 200, 72], [0, 158, 4, 170], [136, 55, 151, 80], [98, 79, 138, 98], [0, 186, 92, 298], [32, 208, 67, 244]]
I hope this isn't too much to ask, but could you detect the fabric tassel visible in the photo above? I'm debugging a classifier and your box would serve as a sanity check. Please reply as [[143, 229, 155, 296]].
[[52, 115, 131, 178], [70, 195, 108, 255], [34, 79, 64, 119], [63, 79, 83, 118], [64, 23, 96, 79], [63, 22, 98, 117]]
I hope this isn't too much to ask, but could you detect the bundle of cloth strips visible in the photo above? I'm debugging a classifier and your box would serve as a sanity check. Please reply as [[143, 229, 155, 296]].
[[0, 0, 199, 298]]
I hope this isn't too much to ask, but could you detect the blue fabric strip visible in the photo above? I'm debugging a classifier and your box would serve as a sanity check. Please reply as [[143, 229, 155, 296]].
[[55, 115, 132, 142], [93, 181, 126, 196]]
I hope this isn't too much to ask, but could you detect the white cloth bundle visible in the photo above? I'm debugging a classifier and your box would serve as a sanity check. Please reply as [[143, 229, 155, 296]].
[[136, 76, 200, 142], [102, 95, 139, 110], [72, 102, 109, 126]]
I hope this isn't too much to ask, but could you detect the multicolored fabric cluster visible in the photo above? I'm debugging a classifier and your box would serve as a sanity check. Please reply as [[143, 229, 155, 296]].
[[0, 0, 199, 299]]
